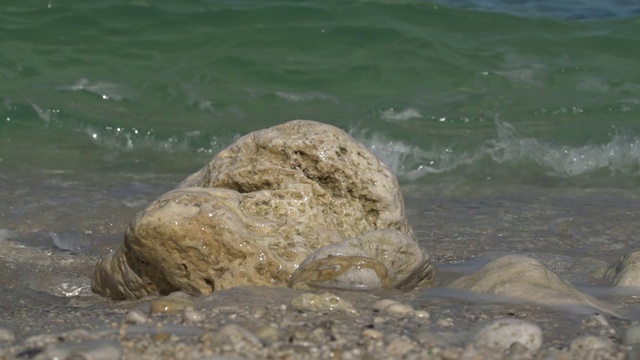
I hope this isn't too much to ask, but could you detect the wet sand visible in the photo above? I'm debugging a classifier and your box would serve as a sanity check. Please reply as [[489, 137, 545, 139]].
[[1, 170, 639, 359]]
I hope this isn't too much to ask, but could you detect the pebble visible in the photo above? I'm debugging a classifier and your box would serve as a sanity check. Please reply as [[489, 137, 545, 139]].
[[290, 292, 356, 313], [362, 329, 384, 339], [414, 309, 431, 320], [0, 327, 15, 343], [150, 293, 195, 314], [255, 325, 280, 342], [386, 335, 416, 357], [124, 309, 149, 324], [35, 340, 122, 360], [201, 324, 262, 352], [582, 313, 609, 328], [569, 335, 612, 355], [372, 299, 398, 311], [383, 303, 415, 317], [182, 309, 206, 323], [471, 318, 543, 354], [437, 318, 454, 327], [625, 325, 640, 345]]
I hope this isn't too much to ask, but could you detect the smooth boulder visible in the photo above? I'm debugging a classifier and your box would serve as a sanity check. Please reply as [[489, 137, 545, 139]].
[[448, 255, 614, 315], [92, 120, 432, 300]]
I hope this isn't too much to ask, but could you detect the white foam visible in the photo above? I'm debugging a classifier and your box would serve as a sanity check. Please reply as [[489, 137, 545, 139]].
[[351, 119, 640, 182], [380, 107, 423, 122], [59, 78, 134, 101]]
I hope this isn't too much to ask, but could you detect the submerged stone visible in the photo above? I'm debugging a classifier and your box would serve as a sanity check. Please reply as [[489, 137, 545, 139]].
[[92, 120, 433, 300], [289, 229, 433, 290], [448, 255, 614, 315]]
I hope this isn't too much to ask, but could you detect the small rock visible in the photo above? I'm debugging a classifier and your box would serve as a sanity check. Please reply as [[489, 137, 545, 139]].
[[437, 318, 454, 327], [254, 325, 280, 342], [383, 303, 414, 317], [182, 309, 206, 323], [290, 292, 356, 313], [362, 329, 384, 339], [449, 255, 616, 315], [414, 309, 430, 320], [623, 325, 640, 345], [150, 292, 195, 314], [290, 230, 433, 291], [372, 299, 398, 311], [386, 336, 416, 357], [604, 251, 640, 287], [124, 309, 148, 324], [569, 335, 612, 357], [582, 313, 609, 328], [471, 318, 543, 354], [0, 327, 15, 343], [38, 340, 121, 360], [413, 331, 452, 347], [202, 324, 262, 352]]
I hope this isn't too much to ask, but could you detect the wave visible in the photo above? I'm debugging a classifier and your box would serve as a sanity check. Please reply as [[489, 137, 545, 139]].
[[352, 119, 640, 185]]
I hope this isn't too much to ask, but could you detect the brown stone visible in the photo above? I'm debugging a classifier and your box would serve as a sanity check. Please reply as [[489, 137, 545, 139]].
[[92, 120, 431, 300]]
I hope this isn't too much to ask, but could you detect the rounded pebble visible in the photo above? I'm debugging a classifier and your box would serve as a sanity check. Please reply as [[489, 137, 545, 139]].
[[362, 329, 384, 339], [383, 303, 414, 317], [372, 299, 398, 311], [254, 325, 280, 342], [0, 327, 15, 343], [570, 335, 611, 354], [202, 324, 262, 352], [182, 309, 206, 323], [124, 309, 149, 324], [150, 295, 195, 314], [472, 318, 543, 354], [386, 336, 416, 357], [414, 310, 431, 320]]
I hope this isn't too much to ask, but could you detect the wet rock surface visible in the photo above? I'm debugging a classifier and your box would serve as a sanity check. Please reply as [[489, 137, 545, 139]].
[[605, 251, 640, 287], [92, 120, 432, 300], [447, 254, 617, 315]]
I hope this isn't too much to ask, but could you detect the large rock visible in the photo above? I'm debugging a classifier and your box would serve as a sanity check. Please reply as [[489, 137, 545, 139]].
[[448, 255, 615, 315], [92, 120, 432, 300]]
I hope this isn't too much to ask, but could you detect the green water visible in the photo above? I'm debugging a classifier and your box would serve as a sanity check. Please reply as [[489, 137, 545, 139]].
[[1, 0, 640, 188]]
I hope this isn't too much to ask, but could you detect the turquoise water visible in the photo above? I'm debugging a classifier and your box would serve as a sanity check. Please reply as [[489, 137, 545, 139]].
[[2, 0, 640, 190]]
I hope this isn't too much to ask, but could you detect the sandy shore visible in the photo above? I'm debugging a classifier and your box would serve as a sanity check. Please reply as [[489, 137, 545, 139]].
[[1, 177, 640, 359]]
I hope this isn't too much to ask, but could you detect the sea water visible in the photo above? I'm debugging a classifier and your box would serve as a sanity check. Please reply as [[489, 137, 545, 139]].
[[1, 1, 640, 292]]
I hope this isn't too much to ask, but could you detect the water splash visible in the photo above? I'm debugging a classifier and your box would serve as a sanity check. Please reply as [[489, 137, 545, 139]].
[[352, 119, 640, 184]]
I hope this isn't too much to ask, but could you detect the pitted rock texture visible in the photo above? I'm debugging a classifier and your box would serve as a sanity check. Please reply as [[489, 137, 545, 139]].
[[92, 120, 432, 300]]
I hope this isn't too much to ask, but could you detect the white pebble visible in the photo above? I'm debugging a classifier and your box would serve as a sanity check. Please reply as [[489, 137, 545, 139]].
[[372, 299, 398, 311], [570, 335, 612, 354], [384, 303, 414, 317], [362, 329, 384, 339], [386, 336, 415, 357], [0, 327, 15, 343], [124, 309, 148, 324], [414, 310, 430, 320], [182, 309, 206, 323], [472, 318, 542, 354], [437, 318, 454, 327]]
